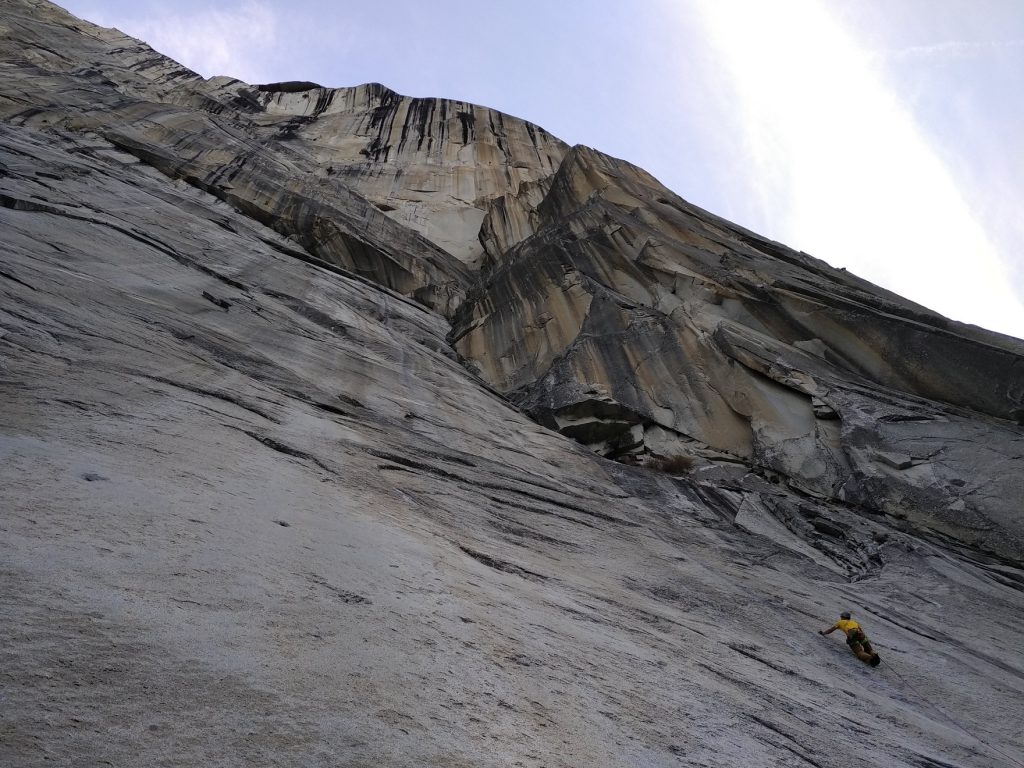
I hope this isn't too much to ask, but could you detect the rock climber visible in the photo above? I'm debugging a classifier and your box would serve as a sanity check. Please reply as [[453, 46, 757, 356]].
[[819, 611, 881, 667]]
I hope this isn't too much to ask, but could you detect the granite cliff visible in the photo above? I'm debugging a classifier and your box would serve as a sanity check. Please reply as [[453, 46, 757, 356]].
[[2, 2, 1022, 767]]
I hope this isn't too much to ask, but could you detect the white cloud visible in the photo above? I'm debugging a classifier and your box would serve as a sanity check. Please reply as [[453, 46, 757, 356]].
[[673, 0, 1024, 339], [112, 2, 279, 84]]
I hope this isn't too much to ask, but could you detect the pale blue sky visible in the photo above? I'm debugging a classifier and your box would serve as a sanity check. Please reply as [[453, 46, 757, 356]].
[[59, 0, 1024, 339]]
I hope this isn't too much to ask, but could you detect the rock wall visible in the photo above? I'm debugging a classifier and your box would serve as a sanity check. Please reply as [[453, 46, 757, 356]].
[[452, 145, 1024, 563], [2, 4, 1024, 767], [248, 82, 568, 267], [1, 0, 472, 314]]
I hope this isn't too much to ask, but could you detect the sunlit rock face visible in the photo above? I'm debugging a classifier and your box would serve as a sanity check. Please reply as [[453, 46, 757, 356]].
[[452, 145, 1024, 562], [2, 3, 1024, 768], [248, 81, 569, 268]]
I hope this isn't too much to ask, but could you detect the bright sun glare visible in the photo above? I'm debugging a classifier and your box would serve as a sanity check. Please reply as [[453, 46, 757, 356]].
[[685, 0, 1024, 338]]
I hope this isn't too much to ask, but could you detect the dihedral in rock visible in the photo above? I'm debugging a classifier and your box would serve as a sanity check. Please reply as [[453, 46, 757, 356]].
[[452, 145, 1024, 562]]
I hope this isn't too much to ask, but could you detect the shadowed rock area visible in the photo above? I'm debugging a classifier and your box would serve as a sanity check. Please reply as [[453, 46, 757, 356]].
[[1, 2, 1023, 767]]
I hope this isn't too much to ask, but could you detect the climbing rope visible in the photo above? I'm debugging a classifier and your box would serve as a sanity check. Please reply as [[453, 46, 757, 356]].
[[883, 663, 1024, 768]]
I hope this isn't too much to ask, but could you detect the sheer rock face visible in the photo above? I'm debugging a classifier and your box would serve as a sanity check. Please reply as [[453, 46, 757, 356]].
[[248, 82, 569, 268], [2, 4, 1024, 767], [452, 145, 1024, 562], [0, 0, 472, 315]]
